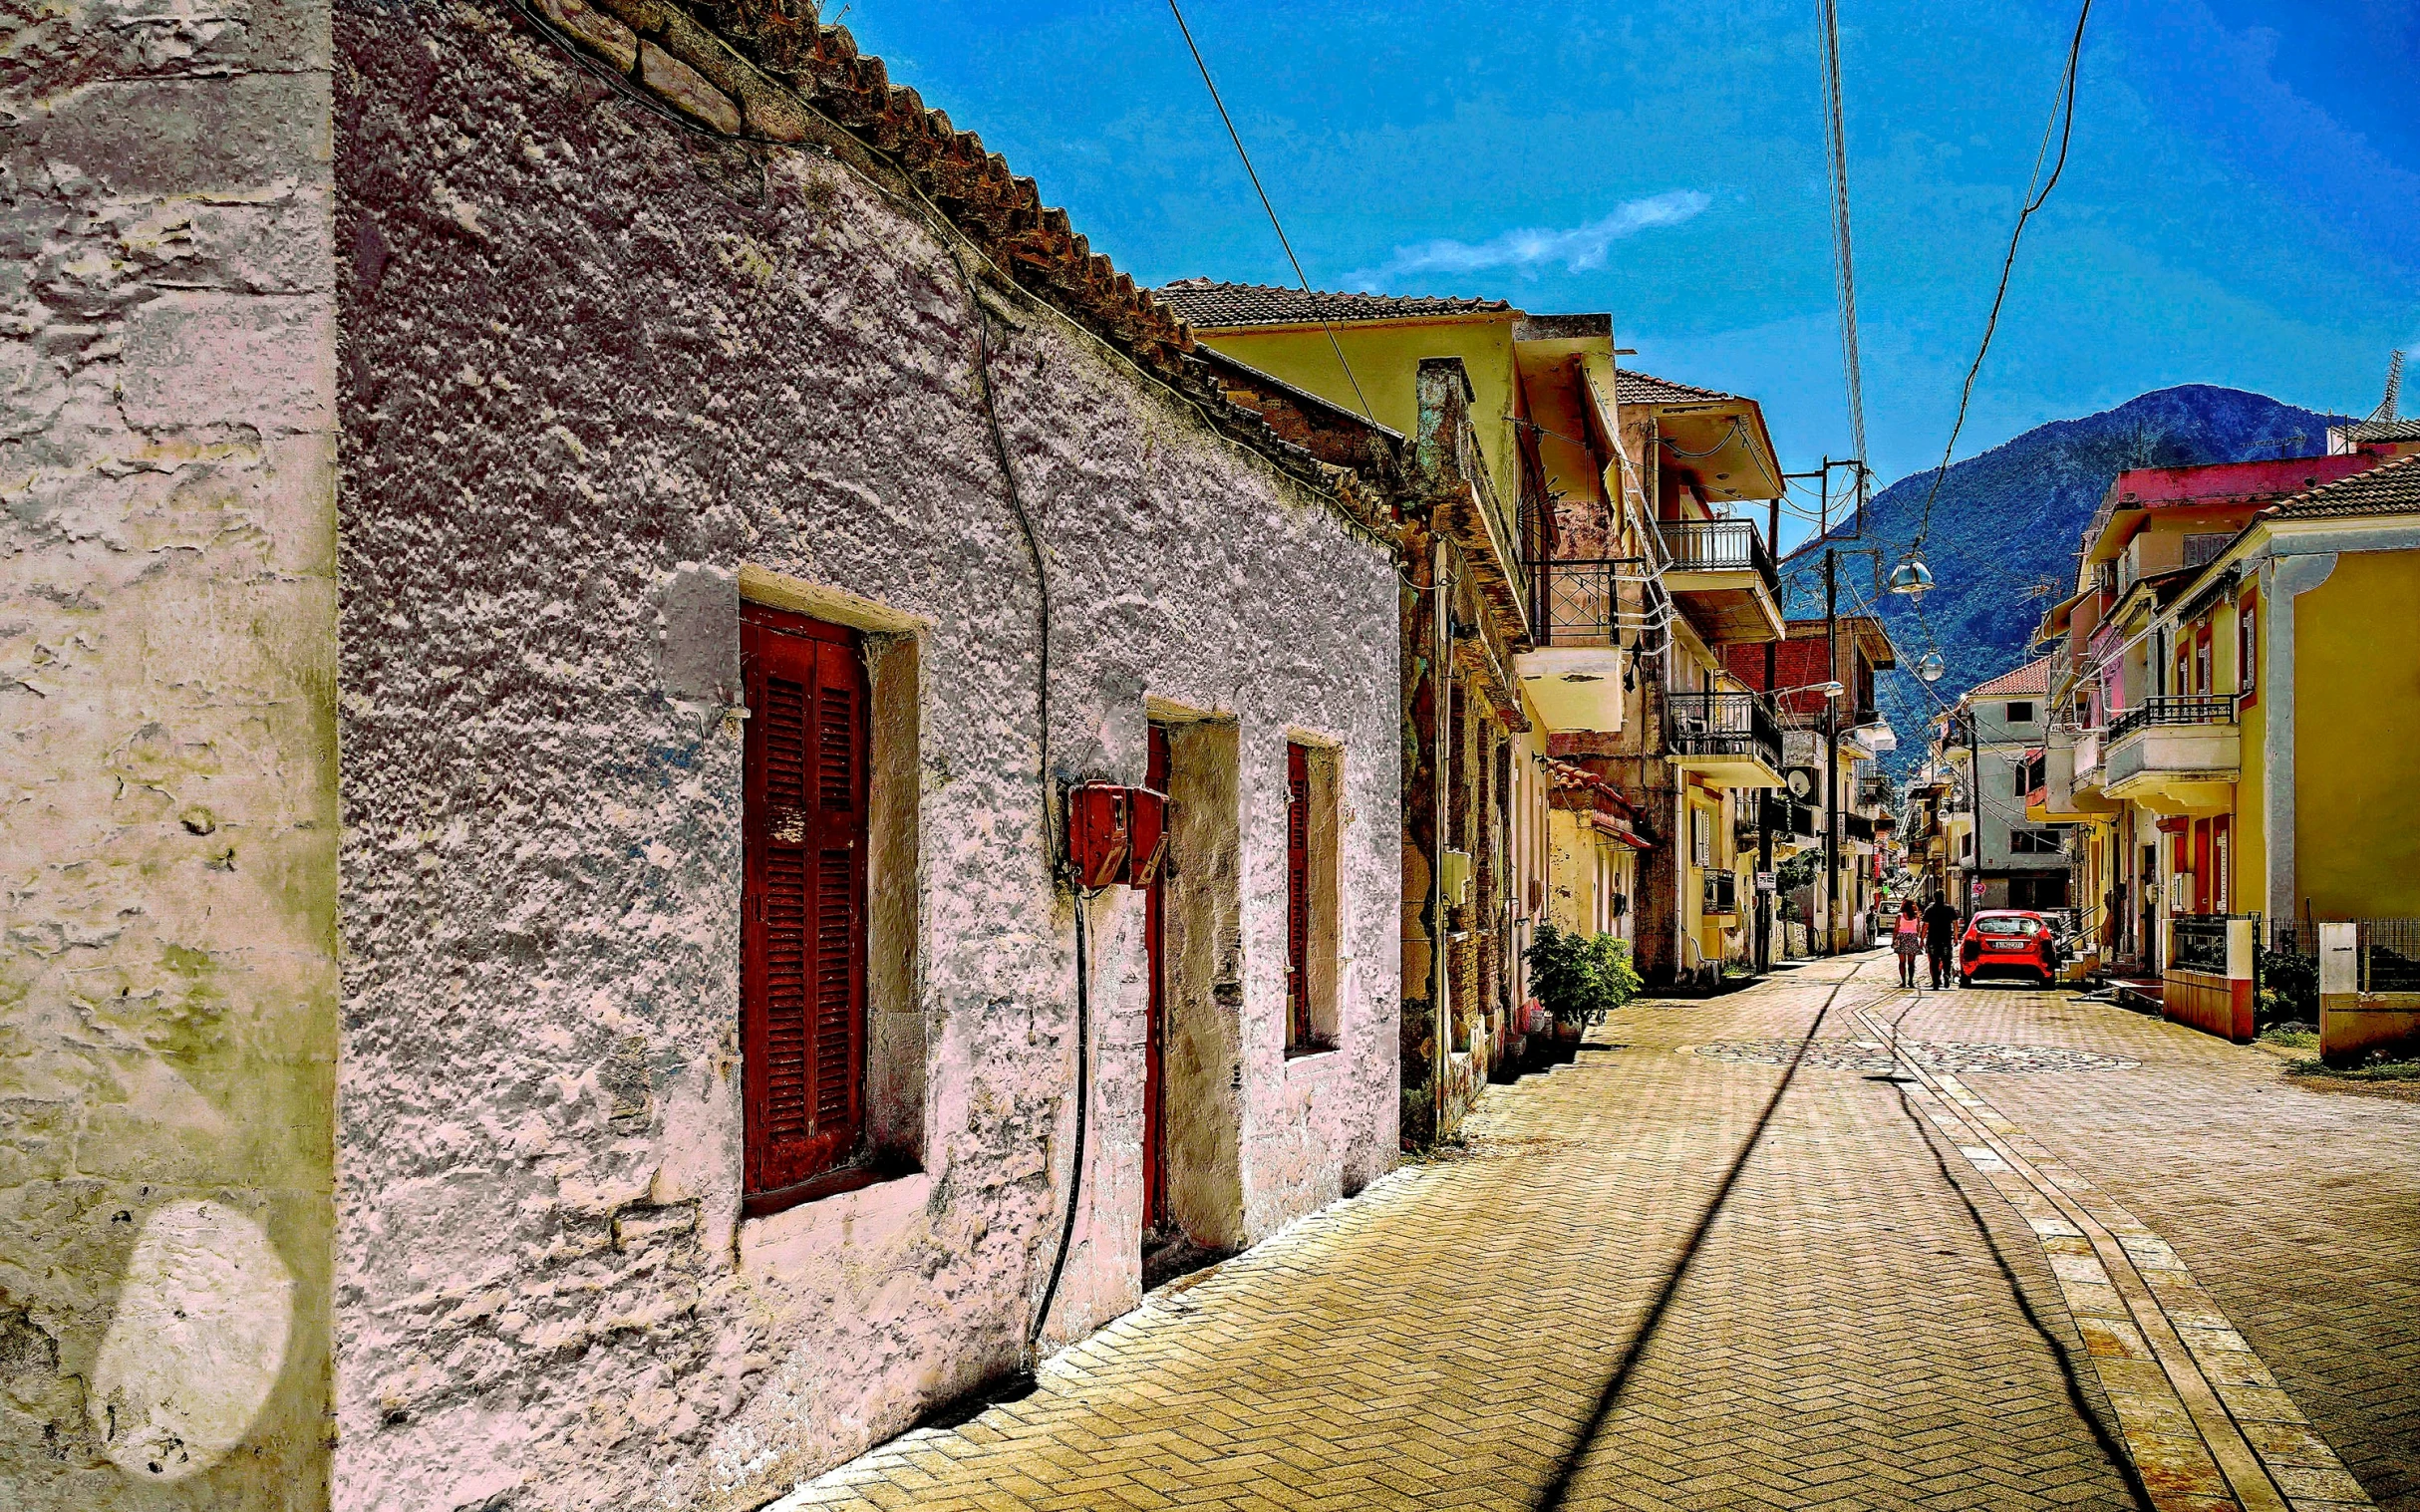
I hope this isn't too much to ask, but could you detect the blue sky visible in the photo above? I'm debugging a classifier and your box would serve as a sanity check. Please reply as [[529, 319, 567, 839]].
[[839, 0, 2420, 549]]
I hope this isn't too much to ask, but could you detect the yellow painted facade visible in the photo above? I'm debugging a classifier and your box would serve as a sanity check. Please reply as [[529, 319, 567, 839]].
[[1191, 316, 1531, 513], [2292, 548, 2420, 918]]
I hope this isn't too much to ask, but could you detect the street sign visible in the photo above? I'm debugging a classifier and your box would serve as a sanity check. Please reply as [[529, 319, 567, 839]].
[[1970, 879, 1986, 902], [1755, 871, 1776, 893]]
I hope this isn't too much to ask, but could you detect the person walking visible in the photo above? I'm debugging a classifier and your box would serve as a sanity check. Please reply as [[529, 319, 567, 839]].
[[1923, 892, 1962, 990], [1891, 898, 1925, 988]]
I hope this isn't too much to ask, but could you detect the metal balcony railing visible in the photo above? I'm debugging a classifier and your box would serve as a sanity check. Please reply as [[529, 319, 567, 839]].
[[1857, 773, 1895, 807], [1523, 557, 1642, 648], [1656, 519, 1778, 591], [2107, 695, 2238, 742], [1664, 690, 1782, 773], [1844, 813, 1876, 843], [1702, 870, 1739, 915]]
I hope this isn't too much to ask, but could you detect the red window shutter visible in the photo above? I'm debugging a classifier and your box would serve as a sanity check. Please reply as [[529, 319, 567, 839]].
[[742, 606, 868, 1199], [1286, 742, 1311, 1050]]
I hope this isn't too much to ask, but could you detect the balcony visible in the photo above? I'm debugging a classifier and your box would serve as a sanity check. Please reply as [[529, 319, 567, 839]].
[[1857, 773, 1895, 809], [1843, 813, 1877, 844], [1702, 869, 1739, 917], [1514, 558, 1636, 734], [1664, 690, 1784, 788], [2030, 726, 2120, 822], [1657, 519, 1785, 645], [2103, 696, 2240, 815]]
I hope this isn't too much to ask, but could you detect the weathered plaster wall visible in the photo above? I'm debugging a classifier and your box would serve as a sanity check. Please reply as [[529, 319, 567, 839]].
[[329, 6, 1398, 1509], [1, 1, 338, 1506]]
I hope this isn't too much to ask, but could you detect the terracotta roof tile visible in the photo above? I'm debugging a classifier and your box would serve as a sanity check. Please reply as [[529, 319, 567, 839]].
[[2271, 451, 2420, 519], [1966, 655, 2053, 699], [1615, 370, 1736, 407], [1153, 279, 1513, 327]]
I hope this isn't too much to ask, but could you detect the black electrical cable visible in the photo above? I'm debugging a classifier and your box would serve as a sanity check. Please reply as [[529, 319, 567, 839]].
[[1164, 0, 1376, 424], [1913, 0, 2093, 548], [1031, 886, 1098, 1354]]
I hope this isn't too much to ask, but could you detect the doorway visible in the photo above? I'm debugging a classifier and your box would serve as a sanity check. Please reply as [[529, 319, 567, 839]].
[[1143, 723, 1170, 1238]]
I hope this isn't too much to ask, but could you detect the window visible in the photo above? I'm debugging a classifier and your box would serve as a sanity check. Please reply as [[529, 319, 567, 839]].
[[1691, 806, 1711, 868], [2238, 591, 2258, 704], [2004, 701, 2034, 725], [1284, 740, 1340, 1055], [741, 605, 869, 1210], [1285, 742, 1312, 1050], [2010, 828, 2063, 855]]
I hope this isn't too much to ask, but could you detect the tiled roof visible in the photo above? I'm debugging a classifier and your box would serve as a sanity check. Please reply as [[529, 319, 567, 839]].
[[1966, 656, 2052, 699], [1615, 370, 1736, 407], [1154, 279, 1512, 328], [2271, 451, 2420, 519]]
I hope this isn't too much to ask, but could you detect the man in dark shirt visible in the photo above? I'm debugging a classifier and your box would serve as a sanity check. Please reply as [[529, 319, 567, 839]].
[[1923, 894, 1962, 989]]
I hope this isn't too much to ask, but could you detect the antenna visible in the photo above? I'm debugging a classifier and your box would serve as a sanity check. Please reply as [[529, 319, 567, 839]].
[[2375, 350, 2404, 423]]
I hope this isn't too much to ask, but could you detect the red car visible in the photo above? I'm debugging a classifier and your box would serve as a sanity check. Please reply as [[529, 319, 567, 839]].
[[1960, 910, 2061, 988]]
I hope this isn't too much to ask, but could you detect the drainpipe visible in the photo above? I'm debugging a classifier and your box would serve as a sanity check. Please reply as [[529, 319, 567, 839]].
[[1432, 535, 1453, 1139]]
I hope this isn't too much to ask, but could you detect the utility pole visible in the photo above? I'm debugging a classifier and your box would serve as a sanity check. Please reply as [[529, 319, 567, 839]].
[[1824, 546, 1840, 956], [1965, 697, 1981, 926], [1759, 494, 1780, 970]]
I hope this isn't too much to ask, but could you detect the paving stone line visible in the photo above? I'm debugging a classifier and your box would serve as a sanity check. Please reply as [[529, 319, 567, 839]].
[[1855, 1004, 2375, 1512]]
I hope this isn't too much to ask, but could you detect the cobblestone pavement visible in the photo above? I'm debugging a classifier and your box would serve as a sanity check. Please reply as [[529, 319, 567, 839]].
[[777, 954, 2420, 1512]]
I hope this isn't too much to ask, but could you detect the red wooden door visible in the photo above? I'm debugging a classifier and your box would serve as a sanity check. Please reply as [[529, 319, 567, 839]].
[[741, 606, 869, 1201], [1143, 725, 1170, 1232], [1286, 742, 1312, 1050]]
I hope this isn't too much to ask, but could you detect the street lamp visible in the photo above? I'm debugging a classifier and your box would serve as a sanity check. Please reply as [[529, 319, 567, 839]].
[[1915, 650, 1946, 683], [1888, 552, 1935, 602]]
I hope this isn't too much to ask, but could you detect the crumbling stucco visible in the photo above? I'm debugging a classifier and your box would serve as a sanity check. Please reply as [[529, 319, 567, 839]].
[[327, 5, 1400, 1511], [0, 1, 340, 1508]]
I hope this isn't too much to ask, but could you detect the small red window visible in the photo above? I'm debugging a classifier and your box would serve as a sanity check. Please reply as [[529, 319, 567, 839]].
[[741, 605, 869, 1209], [1285, 742, 1312, 1052]]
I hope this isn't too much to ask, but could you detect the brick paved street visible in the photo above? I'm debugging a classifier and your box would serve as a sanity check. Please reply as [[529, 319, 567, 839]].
[[778, 954, 2420, 1512]]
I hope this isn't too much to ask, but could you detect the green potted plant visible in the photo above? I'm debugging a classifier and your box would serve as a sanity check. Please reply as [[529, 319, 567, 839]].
[[1525, 925, 1644, 1054]]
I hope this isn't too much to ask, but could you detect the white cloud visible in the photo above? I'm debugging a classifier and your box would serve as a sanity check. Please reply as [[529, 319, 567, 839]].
[[1351, 190, 1711, 287]]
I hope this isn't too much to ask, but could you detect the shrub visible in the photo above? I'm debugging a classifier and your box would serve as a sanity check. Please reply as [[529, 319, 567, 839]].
[[2258, 947, 2318, 1029], [1526, 924, 1645, 1027]]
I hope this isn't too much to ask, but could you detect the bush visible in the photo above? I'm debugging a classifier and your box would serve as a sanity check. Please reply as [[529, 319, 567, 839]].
[[1526, 924, 1644, 1027], [2258, 947, 2318, 1029]]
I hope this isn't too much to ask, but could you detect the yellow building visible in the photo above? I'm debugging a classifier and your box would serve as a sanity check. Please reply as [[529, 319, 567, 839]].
[[1158, 282, 1790, 989], [2041, 450, 2420, 1039]]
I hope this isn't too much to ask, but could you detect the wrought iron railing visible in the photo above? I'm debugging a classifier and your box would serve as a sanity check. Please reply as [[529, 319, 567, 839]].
[[1523, 557, 1642, 647], [1657, 519, 1778, 590], [1664, 690, 1781, 773], [2171, 913, 2254, 976], [1843, 813, 1876, 843], [2108, 695, 2238, 742], [1858, 773, 1895, 808], [2270, 918, 2420, 993], [1703, 870, 1739, 915]]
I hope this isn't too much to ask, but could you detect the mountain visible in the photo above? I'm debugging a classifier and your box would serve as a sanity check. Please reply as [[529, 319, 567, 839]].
[[1777, 385, 2350, 774]]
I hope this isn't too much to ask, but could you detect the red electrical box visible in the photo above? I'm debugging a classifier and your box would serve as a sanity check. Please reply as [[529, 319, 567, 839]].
[[1065, 782, 1132, 889], [1126, 787, 1169, 888]]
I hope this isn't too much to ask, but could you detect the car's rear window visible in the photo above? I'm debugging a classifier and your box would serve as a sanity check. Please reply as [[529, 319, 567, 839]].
[[1975, 916, 2043, 936]]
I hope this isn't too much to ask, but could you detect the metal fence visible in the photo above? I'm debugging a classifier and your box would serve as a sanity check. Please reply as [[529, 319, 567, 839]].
[[2171, 913, 2256, 976], [2269, 918, 2420, 993]]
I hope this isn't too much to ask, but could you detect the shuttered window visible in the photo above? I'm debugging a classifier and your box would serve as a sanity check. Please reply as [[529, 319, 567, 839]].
[[1285, 742, 1312, 1052], [742, 605, 868, 1207]]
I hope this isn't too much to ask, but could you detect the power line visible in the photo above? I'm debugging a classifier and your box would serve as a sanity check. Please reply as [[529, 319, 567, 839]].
[[1816, 0, 1871, 528], [1164, 0, 1376, 424], [1913, 0, 2093, 549]]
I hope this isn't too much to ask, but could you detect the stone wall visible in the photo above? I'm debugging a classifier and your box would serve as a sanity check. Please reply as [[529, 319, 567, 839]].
[[329, 4, 1399, 1510], [1, 1, 340, 1507]]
